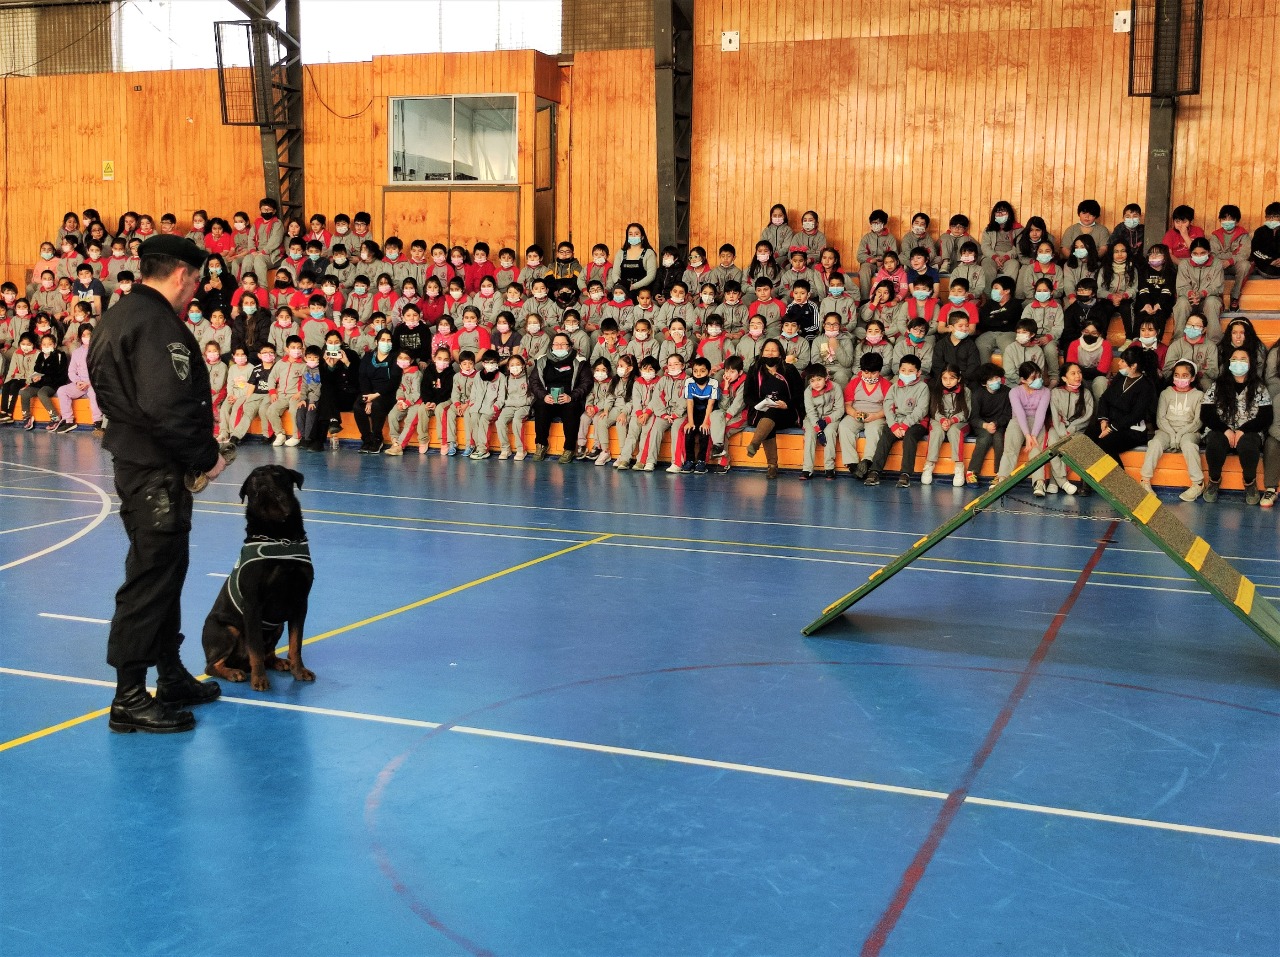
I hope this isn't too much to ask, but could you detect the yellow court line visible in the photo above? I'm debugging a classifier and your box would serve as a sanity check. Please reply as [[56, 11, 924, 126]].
[[0, 707, 111, 753], [194, 501, 1280, 591], [0, 534, 612, 753]]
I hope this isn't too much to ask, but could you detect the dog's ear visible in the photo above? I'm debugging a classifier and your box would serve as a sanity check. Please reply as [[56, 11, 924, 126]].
[[239, 476, 254, 502], [287, 469, 304, 490]]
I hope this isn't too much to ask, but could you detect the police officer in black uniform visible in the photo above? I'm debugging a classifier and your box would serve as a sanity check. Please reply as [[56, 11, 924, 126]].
[[88, 235, 229, 734]]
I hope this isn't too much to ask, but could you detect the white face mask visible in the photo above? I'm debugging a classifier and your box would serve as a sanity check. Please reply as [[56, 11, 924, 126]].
[[594, 370, 609, 382], [662, 256, 675, 267], [701, 292, 715, 304], [756, 252, 770, 263], [899, 372, 917, 385], [1016, 333, 1032, 344], [634, 331, 649, 342]]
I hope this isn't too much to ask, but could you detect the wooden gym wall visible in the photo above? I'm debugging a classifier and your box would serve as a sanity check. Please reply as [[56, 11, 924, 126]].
[[690, 0, 1280, 261]]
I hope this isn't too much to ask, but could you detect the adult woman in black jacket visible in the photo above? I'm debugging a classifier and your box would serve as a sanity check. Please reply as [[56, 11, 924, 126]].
[[744, 338, 804, 479], [528, 333, 592, 462], [19, 332, 70, 430], [315, 330, 360, 449], [354, 330, 400, 453], [1086, 346, 1158, 463], [196, 254, 234, 317], [1200, 347, 1274, 504]]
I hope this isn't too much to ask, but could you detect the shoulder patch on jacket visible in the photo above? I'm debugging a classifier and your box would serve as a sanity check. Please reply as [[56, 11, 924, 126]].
[[168, 342, 191, 380]]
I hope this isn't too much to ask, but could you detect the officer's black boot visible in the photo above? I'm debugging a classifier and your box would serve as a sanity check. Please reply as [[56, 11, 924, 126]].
[[109, 667, 195, 734], [154, 637, 221, 707]]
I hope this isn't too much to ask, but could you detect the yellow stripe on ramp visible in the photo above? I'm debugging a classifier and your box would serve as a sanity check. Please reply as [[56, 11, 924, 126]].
[[1086, 456, 1116, 482], [1236, 578, 1256, 615], [1185, 537, 1210, 571], [1132, 493, 1161, 524]]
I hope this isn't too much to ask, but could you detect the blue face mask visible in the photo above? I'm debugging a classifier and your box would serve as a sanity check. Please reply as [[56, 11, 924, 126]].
[[1034, 290, 1052, 303], [627, 235, 642, 246], [949, 294, 965, 305], [1037, 253, 1053, 264], [1266, 221, 1280, 230], [828, 286, 843, 296], [899, 372, 918, 386], [990, 289, 1003, 303], [911, 289, 930, 301], [1184, 326, 1203, 340], [986, 380, 1002, 393], [908, 331, 925, 343], [1221, 220, 1236, 231], [1028, 377, 1044, 390], [1229, 360, 1249, 376], [1124, 217, 1140, 229], [1073, 248, 1088, 260], [952, 329, 969, 340]]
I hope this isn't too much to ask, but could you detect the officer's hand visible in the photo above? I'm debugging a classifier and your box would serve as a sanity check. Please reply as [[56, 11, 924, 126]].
[[207, 454, 229, 480]]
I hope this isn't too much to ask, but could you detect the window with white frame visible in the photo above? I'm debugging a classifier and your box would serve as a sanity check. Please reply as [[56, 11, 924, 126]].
[[389, 95, 518, 184]]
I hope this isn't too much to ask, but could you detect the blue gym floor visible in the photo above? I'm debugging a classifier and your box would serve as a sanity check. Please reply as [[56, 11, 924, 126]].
[[0, 430, 1277, 957]]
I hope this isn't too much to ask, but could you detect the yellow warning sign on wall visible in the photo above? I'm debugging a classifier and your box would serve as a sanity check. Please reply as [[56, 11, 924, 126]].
[[102, 160, 115, 181]]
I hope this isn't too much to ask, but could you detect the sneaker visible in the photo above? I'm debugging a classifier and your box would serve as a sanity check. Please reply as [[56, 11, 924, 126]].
[[446, 442, 458, 456], [285, 436, 301, 447], [853, 460, 870, 481], [667, 464, 683, 473], [272, 434, 286, 447], [471, 449, 491, 460], [696, 462, 709, 475], [766, 465, 778, 480], [952, 470, 965, 487], [384, 445, 403, 456], [641, 463, 655, 472], [1244, 483, 1262, 506], [1061, 480, 1078, 495], [897, 473, 911, 488], [574, 446, 589, 461], [498, 450, 512, 460], [533, 444, 548, 461], [0, 413, 11, 424], [1140, 479, 1154, 494], [1260, 489, 1276, 509], [992, 475, 1008, 488], [1179, 483, 1204, 503], [1202, 480, 1220, 503], [614, 459, 630, 470], [45, 418, 61, 432], [1046, 481, 1059, 494], [558, 449, 574, 464], [22, 417, 34, 431], [707, 462, 728, 475], [965, 470, 978, 487], [55, 419, 78, 434], [863, 470, 880, 486], [799, 471, 813, 481], [710, 443, 725, 457], [418, 443, 429, 455], [1033, 480, 1046, 497], [680, 461, 694, 473], [595, 450, 611, 466], [920, 466, 934, 485], [93, 422, 105, 437], [514, 450, 527, 461]]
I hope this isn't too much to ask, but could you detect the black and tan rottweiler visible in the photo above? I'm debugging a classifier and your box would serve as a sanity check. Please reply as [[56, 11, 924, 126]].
[[202, 465, 316, 692]]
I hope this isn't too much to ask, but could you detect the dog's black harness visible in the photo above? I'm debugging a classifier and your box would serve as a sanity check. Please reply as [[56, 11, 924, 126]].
[[226, 536, 312, 624]]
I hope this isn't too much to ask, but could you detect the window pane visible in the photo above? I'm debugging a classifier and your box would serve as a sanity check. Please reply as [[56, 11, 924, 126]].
[[390, 97, 452, 183], [452, 95, 517, 183]]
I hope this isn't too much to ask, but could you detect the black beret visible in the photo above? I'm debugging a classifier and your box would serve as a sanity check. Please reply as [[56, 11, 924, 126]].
[[139, 235, 206, 269]]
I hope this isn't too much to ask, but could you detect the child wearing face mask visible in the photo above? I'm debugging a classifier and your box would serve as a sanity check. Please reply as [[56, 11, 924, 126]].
[[818, 272, 858, 330], [890, 317, 935, 380], [0, 333, 39, 423], [866, 354, 929, 487], [853, 317, 892, 371], [30, 270, 63, 318], [653, 282, 695, 336], [417, 347, 455, 455], [518, 314, 550, 363], [716, 281, 749, 340], [267, 306, 300, 357], [652, 245, 684, 303], [1108, 204, 1145, 259], [558, 308, 592, 357], [890, 279, 940, 342], [732, 315, 768, 367], [17, 333, 69, 430], [963, 363, 1013, 484], [265, 335, 308, 446], [871, 251, 910, 305], [1171, 237, 1225, 340], [679, 356, 719, 473], [996, 360, 1051, 493], [1064, 318, 1113, 400], [294, 345, 325, 450], [1140, 359, 1204, 499], [1208, 205, 1250, 310], [625, 318, 660, 363], [577, 280, 609, 333], [933, 310, 981, 386], [217, 347, 255, 446], [199, 307, 233, 359], [576, 358, 616, 464], [471, 276, 504, 327], [579, 244, 613, 294], [384, 350, 424, 456], [948, 242, 988, 300], [745, 242, 781, 304], [1021, 278, 1065, 383], [696, 315, 732, 376], [1002, 319, 1046, 387], [489, 353, 533, 460], [761, 205, 795, 266], [1134, 243, 1178, 340], [444, 350, 480, 456], [202, 341, 227, 438], [300, 297, 339, 350], [904, 212, 941, 269], [920, 363, 971, 487], [1125, 317, 1168, 375], [682, 246, 713, 292], [444, 278, 471, 324], [794, 211, 827, 265], [1015, 240, 1063, 302], [799, 363, 842, 480], [1086, 346, 1159, 465], [648, 354, 689, 472], [1246, 202, 1280, 280], [659, 317, 696, 366], [489, 310, 522, 365], [1163, 312, 1218, 389], [1200, 349, 1274, 504], [1044, 362, 1094, 494], [449, 305, 492, 358], [706, 354, 747, 473], [608, 355, 638, 464], [614, 356, 661, 470], [466, 350, 504, 458], [857, 210, 898, 299]]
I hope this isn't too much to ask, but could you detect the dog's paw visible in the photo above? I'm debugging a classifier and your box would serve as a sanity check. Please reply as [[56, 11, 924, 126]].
[[291, 666, 316, 683], [268, 656, 291, 672], [250, 673, 271, 692]]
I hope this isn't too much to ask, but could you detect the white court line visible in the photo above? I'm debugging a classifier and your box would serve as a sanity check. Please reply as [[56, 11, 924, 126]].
[[0, 463, 113, 573], [191, 503, 1278, 601], [1, 665, 1274, 846], [207, 572, 229, 578], [38, 613, 110, 625], [0, 514, 103, 537]]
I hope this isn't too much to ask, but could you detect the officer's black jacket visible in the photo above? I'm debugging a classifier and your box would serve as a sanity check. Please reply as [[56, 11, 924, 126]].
[[88, 283, 220, 472]]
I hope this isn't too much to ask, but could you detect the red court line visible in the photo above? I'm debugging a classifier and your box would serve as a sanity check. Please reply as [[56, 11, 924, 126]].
[[859, 520, 1121, 957]]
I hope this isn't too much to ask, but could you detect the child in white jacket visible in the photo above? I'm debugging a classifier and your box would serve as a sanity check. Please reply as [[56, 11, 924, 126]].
[[1141, 359, 1205, 501]]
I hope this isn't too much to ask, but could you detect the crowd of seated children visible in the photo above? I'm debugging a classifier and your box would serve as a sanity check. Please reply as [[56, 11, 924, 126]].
[[3, 199, 1279, 507]]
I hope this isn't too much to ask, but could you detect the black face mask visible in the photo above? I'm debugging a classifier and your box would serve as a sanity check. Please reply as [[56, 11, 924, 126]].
[[1077, 296, 1093, 304], [763, 356, 780, 368], [275, 279, 291, 288], [1082, 334, 1099, 345], [693, 375, 709, 385]]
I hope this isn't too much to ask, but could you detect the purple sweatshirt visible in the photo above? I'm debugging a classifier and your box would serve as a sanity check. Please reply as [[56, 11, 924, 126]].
[[1010, 383, 1050, 436]]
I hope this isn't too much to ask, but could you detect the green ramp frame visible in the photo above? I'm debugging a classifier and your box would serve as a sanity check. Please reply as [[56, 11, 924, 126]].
[[802, 433, 1280, 654]]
